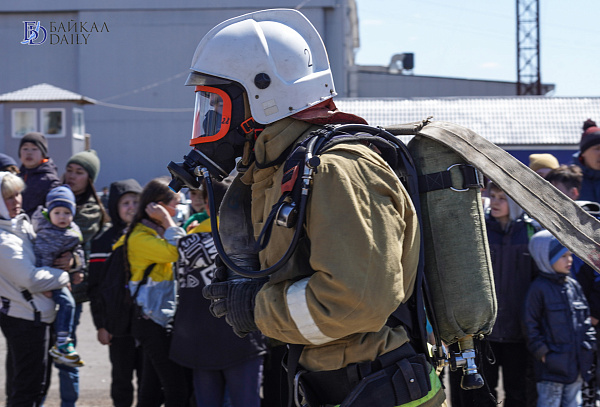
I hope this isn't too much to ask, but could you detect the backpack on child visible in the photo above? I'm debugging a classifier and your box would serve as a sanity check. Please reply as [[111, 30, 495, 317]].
[[97, 236, 155, 337]]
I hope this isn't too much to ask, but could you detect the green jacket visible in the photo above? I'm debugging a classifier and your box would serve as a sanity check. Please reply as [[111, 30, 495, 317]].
[[243, 118, 421, 372]]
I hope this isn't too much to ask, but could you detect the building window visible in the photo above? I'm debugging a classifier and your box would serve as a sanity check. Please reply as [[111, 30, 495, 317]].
[[40, 108, 65, 137], [12, 109, 37, 138], [73, 108, 85, 140]]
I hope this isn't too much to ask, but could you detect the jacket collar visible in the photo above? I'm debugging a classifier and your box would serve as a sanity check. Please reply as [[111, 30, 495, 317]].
[[539, 270, 569, 283], [253, 118, 314, 166]]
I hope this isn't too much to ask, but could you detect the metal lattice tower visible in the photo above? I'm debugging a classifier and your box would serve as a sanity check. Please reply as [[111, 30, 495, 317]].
[[517, 0, 541, 95]]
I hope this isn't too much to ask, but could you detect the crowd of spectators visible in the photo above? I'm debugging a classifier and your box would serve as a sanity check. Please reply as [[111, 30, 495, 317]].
[[1, 119, 600, 407]]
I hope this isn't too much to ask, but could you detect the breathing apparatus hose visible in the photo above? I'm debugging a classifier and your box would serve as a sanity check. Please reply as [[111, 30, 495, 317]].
[[201, 125, 418, 280], [201, 135, 321, 279]]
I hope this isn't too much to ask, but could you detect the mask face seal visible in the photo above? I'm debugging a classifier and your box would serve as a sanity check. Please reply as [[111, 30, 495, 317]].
[[168, 80, 248, 191], [190, 86, 232, 145]]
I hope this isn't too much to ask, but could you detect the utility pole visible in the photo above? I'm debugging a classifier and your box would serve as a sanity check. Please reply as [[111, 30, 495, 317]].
[[516, 0, 541, 95]]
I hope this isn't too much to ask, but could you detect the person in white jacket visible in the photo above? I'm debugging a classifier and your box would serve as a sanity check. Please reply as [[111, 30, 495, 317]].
[[0, 171, 70, 407]]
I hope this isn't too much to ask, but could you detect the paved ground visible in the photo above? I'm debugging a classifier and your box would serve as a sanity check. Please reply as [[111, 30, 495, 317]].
[[0, 303, 504, 406], [0, 303, 115, 406]]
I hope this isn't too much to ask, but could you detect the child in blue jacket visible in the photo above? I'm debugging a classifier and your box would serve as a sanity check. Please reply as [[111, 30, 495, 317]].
[[523, 230, 596, 407]]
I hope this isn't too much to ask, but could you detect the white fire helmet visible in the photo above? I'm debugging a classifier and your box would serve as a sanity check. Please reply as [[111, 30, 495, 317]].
[[186, 8, 337, 125]]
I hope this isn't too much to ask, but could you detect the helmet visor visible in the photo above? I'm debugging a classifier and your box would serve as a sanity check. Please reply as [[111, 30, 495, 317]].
[[190, 86, 232, 146]]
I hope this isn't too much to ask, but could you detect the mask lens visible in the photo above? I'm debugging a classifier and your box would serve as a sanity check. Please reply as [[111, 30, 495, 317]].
[[190, 86, 232, 145]]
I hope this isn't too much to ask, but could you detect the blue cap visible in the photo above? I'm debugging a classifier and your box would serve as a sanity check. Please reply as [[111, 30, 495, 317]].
[[46, 185, 76, 215], [549, 239, 568, 266]]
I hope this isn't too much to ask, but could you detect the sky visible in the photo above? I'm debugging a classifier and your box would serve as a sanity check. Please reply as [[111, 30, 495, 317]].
[[353, 0, 600, 97]]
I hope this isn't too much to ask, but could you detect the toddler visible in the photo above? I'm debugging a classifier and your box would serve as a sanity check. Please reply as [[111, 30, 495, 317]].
[[32, 185, 85, 367], [523, 230, 596, 407]]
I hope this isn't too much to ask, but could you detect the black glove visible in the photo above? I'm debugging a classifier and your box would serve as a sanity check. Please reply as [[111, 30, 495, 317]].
[[203, 258, 267, 337], [211, 254, 260, 283]]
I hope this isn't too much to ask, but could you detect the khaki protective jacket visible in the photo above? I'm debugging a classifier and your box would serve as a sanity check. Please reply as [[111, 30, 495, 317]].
[[242, 118, 421, 372]]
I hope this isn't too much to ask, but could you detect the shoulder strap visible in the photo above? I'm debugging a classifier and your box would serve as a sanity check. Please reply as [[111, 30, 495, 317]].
[[314, 125, 431, 357], [389, 119, 600, 273], [269, 124, 431, 356], [123, 234, 156, 300], [131, 263, 156, 300], [20, 289, 41, 325]]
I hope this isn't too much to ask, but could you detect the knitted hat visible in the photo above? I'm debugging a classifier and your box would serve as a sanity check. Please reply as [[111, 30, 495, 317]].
[[67, 150, 101, 182], [580, 119, 600, 156], [46, 185, 76, 216], [0, 153, 18, 170], [548, 238, 568, 267], [19, 132, 48, 158], [529, 154, 559, 173]]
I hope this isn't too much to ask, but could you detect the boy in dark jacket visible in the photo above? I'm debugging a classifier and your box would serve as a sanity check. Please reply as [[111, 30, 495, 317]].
[[450, 182, 539, 407], [32, 185, 85, 367], [87, 178, 147, 407], [524, 230, 596, 407], [18, 132, 61, 217]]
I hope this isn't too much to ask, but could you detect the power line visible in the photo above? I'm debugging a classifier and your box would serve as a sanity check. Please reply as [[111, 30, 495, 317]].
[[100, 70, 190, 102], [94, 100, 193, 113]]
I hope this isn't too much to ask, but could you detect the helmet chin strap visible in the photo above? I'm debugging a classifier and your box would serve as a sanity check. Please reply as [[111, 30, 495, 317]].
[[238, 117, 263, 169]]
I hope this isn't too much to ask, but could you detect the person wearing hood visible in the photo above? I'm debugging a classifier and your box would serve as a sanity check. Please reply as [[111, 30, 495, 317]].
[[88, 178, 152, 407], [453, 181, 540, 407], [523, 230, 596, 407], [0, 172, 70, 406], [17, 132, 61, 218], [574, 119, 600, 202]]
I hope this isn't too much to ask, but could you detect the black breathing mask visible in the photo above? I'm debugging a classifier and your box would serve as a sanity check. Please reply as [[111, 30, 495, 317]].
[[168, 80, 249, 191]]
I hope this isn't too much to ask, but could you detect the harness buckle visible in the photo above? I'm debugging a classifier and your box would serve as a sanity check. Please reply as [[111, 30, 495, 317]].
[[447, 164, 483, 192], [239, 117, 264, 135]]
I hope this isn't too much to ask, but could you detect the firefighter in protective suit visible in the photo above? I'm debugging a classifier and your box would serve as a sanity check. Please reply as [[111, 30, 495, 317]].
[[195, 9, 446, 407]]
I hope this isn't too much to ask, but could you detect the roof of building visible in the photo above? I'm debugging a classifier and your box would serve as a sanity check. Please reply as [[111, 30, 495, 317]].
[[335, 96, 600, 145], [0, 83, 96, 104]]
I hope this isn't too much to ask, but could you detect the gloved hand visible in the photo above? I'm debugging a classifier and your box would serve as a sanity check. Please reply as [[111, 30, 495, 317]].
[[203, 257, 267, 337], [211, 256, 230, 283]]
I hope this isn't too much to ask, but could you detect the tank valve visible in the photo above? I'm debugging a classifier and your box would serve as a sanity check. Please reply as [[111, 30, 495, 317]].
[[451, 336, 484, 390]]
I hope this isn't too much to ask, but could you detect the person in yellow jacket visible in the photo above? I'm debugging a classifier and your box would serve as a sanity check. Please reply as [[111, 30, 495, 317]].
[[186, 9, 445, 407], [116, 177, 190, 406]]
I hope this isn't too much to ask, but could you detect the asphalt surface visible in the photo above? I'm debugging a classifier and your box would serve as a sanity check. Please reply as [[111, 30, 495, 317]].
[[0, 303, 504, 406], [0, 303, 115, 406]]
